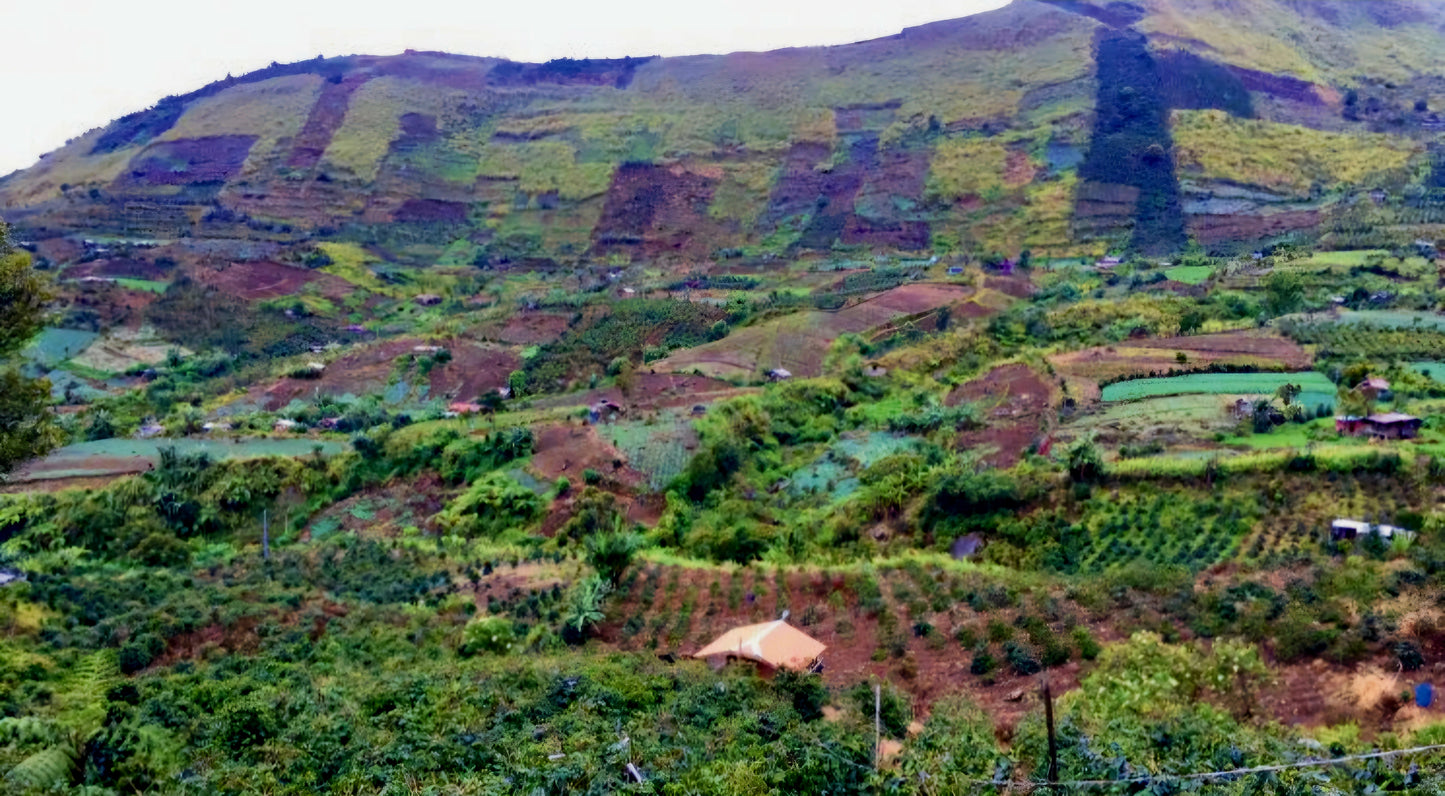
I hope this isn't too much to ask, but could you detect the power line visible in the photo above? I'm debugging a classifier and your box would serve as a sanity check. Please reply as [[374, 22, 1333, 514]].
[[800, 737, 1445, 791]]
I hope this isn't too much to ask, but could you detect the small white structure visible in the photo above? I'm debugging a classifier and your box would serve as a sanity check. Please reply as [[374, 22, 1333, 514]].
[[1331, 519, 1415, 542], [766, 368, 793, 382]]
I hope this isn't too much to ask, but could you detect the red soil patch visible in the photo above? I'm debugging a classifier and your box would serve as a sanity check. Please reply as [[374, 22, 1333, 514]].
[[1129, 331, 1312, 366], [529, 423, 644, 488], [494, 311, 573, 345], [983, 274, 1036, 299], [946, 364, 1053, 468], [61, 280, 159, 329], [256, 338, 518, 410], [190, 260, 352, 301], [599, 565, 1086, 732]]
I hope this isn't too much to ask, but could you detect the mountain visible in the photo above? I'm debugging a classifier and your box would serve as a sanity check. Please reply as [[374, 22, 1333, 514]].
[[5, 0, 1445, 263]]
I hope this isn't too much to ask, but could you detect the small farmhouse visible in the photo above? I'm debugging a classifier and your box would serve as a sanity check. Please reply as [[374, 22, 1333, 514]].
[[767, 368, 793, 382], [693, 620, 825, 675], [1365, 413, 1422, 439]]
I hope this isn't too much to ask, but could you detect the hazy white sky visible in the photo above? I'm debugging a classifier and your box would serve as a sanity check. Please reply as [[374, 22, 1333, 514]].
[[2, 0, 1010, 177]]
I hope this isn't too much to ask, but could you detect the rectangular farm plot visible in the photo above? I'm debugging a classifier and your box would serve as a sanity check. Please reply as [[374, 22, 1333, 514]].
[[1100, 371, 1335, 402], [597, 412, 698, 491]]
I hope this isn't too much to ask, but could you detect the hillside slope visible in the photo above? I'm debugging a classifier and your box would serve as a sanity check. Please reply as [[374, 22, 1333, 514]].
[[5, 0, 1445, 261]]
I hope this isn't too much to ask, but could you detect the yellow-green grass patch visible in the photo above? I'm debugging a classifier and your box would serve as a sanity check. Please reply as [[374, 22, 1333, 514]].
[[1172, 109, 1420, 195]]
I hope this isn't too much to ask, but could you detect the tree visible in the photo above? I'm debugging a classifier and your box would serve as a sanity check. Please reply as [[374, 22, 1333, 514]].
[[506, 369, 526, 398], [1263, 270, 1305, 317], [0, 221, 60, 476], [1275, 383, 1301, 407], [1067, 438, 1105, 483]]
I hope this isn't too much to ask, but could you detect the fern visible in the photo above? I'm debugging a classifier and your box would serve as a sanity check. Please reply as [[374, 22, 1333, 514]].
[[5, 745, 77, 790], [0, 716, 62, 747], [55, 650, 119, 734]]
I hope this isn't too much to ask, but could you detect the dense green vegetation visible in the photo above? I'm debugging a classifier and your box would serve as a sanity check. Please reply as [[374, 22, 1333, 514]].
[[10, 1, 1445, 789]]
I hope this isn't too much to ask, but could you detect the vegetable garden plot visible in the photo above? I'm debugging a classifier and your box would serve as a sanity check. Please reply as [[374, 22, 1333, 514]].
[[1332, 310, 1445, 331], [1100, 371, 1334, 402], [597, 412, 697, 491], [22, 328, 98, 368]]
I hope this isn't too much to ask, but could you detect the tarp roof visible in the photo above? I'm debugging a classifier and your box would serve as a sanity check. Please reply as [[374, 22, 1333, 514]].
[[693, 620, 825, 670]]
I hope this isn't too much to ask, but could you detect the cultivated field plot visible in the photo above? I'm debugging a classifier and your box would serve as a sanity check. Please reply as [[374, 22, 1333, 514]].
[[1163, 265, 1211, 284], [597, 410, 699, 491], [12, 437, 347, 482], [1049, 331, 1310, 386], [1331, 310, 1445, 331], [1412, 361, 1445, 381], [22, 328, 98, 368], [1100, 371, 1335, 402], [252, 338, 518, 410], [790, 432, 920, 501], [657, 283, 981, 378], [69, 327, 184, 375], [190, 260, 355, 301], [945, 363, 1054, 466], [1072, 394, 1238, 441]]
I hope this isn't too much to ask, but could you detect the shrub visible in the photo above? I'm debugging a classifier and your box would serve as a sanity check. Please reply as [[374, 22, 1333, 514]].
[[969, 645, 996, 676], [1072, 626, 1102, 660], [583, 468, 601, 485], [1004, 641, 1041, 676], [850, 681, 911, 739], [461, 615, 517, 655], [775, 669, 828, 721], [1395, 640, 1425, 671]]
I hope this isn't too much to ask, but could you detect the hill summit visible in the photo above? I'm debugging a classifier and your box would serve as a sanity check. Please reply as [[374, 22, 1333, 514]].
[[6, 0, 1445, 262]]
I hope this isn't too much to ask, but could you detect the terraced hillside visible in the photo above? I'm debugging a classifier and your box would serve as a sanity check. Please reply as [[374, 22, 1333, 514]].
[[7, 0, 1445, 264]]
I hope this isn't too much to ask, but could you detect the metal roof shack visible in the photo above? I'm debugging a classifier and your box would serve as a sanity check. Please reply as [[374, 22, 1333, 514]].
[[693, 620, 825, 675], [1365, 413, 1422, 439]]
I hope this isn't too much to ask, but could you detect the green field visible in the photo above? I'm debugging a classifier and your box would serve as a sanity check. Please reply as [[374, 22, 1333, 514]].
[[1101, 371, 1335, 402], [1333, 310, 1445, 331], [597, 412, 696, 491], [113, 278, 171, 293], [1163, 265, 1211, 285], [1411, 361, 1445, 381], [21, 327, 98, 368], [1298, 250, 1391, 267]]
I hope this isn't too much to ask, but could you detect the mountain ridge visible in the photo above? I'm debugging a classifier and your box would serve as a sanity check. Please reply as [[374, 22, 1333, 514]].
[[5, 0, 1445, 263]]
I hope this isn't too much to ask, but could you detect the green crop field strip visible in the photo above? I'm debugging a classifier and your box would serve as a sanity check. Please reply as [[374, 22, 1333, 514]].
[[1333, 310, 1445, 331], [1163, 265, 1211, 284], [113, 278, 171, 293], [1100, 371, 1335, 402]]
